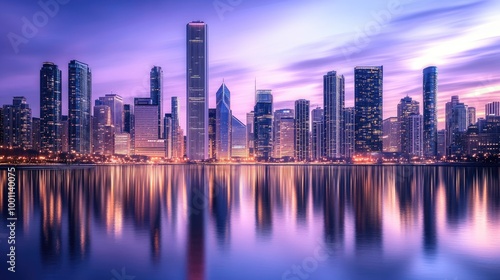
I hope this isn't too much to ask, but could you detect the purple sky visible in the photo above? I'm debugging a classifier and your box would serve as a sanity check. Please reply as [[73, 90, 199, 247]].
[[1, 0, 499, 130]]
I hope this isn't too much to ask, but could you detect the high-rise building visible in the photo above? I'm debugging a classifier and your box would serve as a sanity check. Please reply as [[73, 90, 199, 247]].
[[61, 115, 69, 152], [485, 102, 500, 117], [423, 66, 438, 157], [97, 94, 124, 133], [397, 96, 420, 155], [273, 109, 294, 159], [445, 96, 468, 156], [246, 111, 255, 157], [133, 98, 165, 157], [343, 107, 355, 159], [186, 21, 208, 160], [383, 117, 399, 153], [254, 90, 273, 161], [32, 117, 41, 151], [123, 104, 132, 133], [437, 129, 446, 158], [311, 107, 324, 160], [2, 96, 32, 149], [40, 62, 62, 153], [216, 82, 232, 160], [171, 97, 182, 159], [354, 66, 383, 154], [323, 71, 345, 159], [295, 99, 310, 161], [150, 66, 163, 138], [231, 116, 247, 158], [467, 107, 476, 126], [208, 108, 216, 159], [163, 113, 173, 158], [68, 60, 92, 154], [407, 114, 423, 157], [92, 104, 114, 155]]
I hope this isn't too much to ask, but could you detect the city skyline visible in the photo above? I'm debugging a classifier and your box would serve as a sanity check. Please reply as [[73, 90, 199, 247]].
[[2, 0, 500, 131]]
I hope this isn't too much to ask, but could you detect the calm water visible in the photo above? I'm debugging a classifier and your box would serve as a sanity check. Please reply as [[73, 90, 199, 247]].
[[1, 165, 500, 280]]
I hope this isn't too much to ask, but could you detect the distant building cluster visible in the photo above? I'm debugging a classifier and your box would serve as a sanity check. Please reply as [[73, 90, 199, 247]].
[[1, 22, 499, 163]]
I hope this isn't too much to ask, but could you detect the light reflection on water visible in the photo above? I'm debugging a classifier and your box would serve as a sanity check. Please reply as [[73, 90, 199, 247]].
[[0, 165, 499, 280]]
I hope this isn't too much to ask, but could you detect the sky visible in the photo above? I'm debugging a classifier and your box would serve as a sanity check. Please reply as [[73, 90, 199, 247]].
[[1, 0, 500, 130]]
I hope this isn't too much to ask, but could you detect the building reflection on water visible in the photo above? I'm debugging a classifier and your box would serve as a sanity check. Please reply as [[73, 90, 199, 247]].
[[0, 165, 499, 279]]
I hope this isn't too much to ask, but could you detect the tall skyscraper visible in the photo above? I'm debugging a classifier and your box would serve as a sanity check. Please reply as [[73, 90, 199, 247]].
[[485, 102, 500, 117], [397, 96, 420, 155], [343, 107, 355, 159], [186, 21, 208, 160], [216, 82, 232, 160], [208, 108, 216, 159], [467, 107, 476, 127], [96, 94, 124, 133], [423, 66, 438, 157], [92, 103, 114, 155], [254, 90, 273, 161], [2, 96, 32, 149], [150, 66, 163, 138], [164, 113, 173, 158], [445, 96, 467, 156], [68, 60, 92, 154], [407, 114, 423, 157], [231, 116, 247, 158], [133, 98, 165, 157], [354, 66, 383, 154], [324, 71, 345, 159], [311, 107, 324, 160], [123, 104, 132, 133], [383, 117, 399, 153], [171, 96, 182, 159], [40, 62, 62, 153], [295, 99, 310, 161], [246, 111, 255, 158], [273, 109, 294, 159]]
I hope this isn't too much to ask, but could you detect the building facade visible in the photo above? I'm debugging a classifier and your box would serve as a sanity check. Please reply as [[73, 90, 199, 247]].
[[40, 62, 62, 153], [295, 99, 310, 161], [311, 107, 324, 160], [216, 83, 232, 160], [324, 71, 345, 159], [423, 66, 438, 157], [273, 109, 294, 159], [254, 90, 273, 161], [68, 60, 92, 154], [231, 116, 247, 158]]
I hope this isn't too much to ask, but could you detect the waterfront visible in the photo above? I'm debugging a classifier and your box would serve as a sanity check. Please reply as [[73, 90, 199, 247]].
[[1, 165, 499, 279]]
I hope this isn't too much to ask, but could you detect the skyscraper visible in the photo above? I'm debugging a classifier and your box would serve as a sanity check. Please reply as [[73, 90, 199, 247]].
[[164, 113, 173, 158], [97, 94, 124, 133], [467, 107, 476, 126], [295, 99, 310, 161], [382, 117, 399, 153], [397, 96, 420, 155], [423, 66, 438, 157], [68, 60, 92, 154], [407, 114, 423, 157], [92, 103, 114, 155], [216, 82, 232, 160], [186, 21, 208, 160], [208, 108, 216, 159], [273, 109, 294, 159], [254, 90, 273, 161], [485, 102, 500, 117], [40, 62, 62, 153], [61, 115, 69, 152], [32, 117, 41, 151], [133, 98, 165, 157], [171, 96, 182, 159], [343, 107, 355, 159], [324, 71, 345, 159], [445, 96, 467, 156], [246, 111, 255, 158], [150, 66, 163, 138], [231, 116, 247, 158], [311, 107, 324, 160], [123, 104, 132, 133], [354, 66, 383, 154], [2, 96, 32, 149]]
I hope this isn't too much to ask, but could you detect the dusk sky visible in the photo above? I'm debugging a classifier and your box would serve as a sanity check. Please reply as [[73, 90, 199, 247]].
[[1, 0, 499, 130]]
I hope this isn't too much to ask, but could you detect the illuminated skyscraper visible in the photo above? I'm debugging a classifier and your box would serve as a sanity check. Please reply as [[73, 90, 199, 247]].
[[407, 114, 423, 157], [423, 66, 438, 157], [383, 117, 399, 153], [40, 62, 62, 153], [273, 109, 294, 159], [343, 107, 355, 158], [186, 21, 208, 160], [92, 103, 114, 155], [397, 96, 420, 155], [208, 108, 216, 159], [311, 107, 324, 160], [324, 71, 345, 159], [354, 66, 383, 154], [467, 107, 476, 126], [295, 99, 310, 161], [133, 98, 165, 157], [254, 90, 273, 161], [246, 111, 255, 157], [445, 96, 467, 156], [231, 116, 247, 158], [150, 66, 163, 138], [68, 60, 92, 154], [216, 82, 232, 160], [2, 96, 32, 149], [97, 94, 124, 133], [171, 96, 182, 159]]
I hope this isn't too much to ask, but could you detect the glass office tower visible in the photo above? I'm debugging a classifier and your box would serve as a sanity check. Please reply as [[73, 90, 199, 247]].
[[423, 66, 438, 157], [68, 60, 92, 154], [40, 62, 62, 153]]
